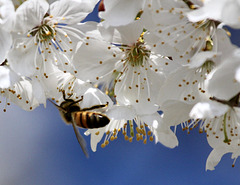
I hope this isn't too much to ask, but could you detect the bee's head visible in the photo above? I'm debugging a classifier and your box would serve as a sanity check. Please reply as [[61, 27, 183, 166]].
[[49, 91, 83, 124], [60, 99, 81, 113]]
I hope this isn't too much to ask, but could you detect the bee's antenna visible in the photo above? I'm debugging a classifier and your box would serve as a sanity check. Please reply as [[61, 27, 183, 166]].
[[49, 99, 67, 113]]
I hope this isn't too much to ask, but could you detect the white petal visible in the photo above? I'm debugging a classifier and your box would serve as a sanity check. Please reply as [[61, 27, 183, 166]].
[[206, 147, 229, 171], [73, 37, 122, 82], [50, 0, 98, 24], [235, 67, 240, 83], [32, 78, 46, 107], [106, 105, 136, 120], [3, 78, 40, 111], [158, 67, 201, 105], [99, 0, 145, 27], [14, 0, 49, 33], [207, 51, 240, 100], [0, 65, 20, 89], [187, 1, 222, 23], [0, 0, 15, 30], [41, 63, 92, 101], [190, 101, 229, 119], [141, 113, 178, 148], [187, 51, 218, 69], [79, 87, 113, 109], [221, 1, 240, 28], [155, 125, 178, 148], [113, 20, 145, 45], [215, 29, 237, 62], [115, 66, 160, 115], [84, 127, 105, 152], [161, 100, 193, 126], [7, 38, 37, 76], [0, 29, 12, 62], [187, 0, 240, 28], [39, 63, 71, 99]]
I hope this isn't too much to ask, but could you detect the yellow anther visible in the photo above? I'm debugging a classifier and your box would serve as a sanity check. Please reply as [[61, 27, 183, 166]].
[[125, 135, 129, 141], [110, 136, 115, 141], [46, 31, 51, 36], [136, 127, 141, 133], [95, 131, 99, 135], [143, 139, 147, 144], [101, 143, 105, 148], [149, 136, 154, 142], [147, 130, 152, 136], [136, 136, 140, 141], [129, 137, 133, 143]]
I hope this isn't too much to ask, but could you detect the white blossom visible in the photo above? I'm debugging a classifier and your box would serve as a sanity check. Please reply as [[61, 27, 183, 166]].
[[8, 0, 98, 76], [85, 103, 178, 152], [189, 48, 240, 169], [73, 21, 177, 108], [190, 98, 240, 170]]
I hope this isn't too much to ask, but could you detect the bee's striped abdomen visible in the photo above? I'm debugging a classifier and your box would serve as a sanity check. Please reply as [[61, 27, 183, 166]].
[[73, 111, 110, 129]]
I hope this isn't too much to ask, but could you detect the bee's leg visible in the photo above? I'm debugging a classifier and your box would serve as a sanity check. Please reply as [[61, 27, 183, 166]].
[[81, 102, 109, 111], [62, 90, 75, 101], [74, 96, 84, 104], [69, 96, 84, 107], [62, 90, 68, 101]]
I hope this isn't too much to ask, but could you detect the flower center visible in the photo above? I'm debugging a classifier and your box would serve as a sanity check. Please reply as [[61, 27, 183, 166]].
[[30, 23, 55, 42], [124, 41, 151, 67], [200, 60, 215, 74]]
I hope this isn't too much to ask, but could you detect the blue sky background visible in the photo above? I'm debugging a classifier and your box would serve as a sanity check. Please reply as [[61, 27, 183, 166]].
[[1, 3, 240, 185]]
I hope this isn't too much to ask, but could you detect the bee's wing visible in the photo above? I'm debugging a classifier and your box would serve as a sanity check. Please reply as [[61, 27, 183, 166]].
[[72, 121, 89, 158]]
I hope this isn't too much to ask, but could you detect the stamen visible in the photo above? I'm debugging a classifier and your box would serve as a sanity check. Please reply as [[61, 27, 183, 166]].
[[100, 119, 156, 149], [223, 113, 230, 143]]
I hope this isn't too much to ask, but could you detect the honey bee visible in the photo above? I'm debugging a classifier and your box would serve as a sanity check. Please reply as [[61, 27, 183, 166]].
[[49, 91, 110, 157]]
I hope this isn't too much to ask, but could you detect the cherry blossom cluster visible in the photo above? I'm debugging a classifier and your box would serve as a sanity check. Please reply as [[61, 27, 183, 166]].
[[1, 0, 240, 170]]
